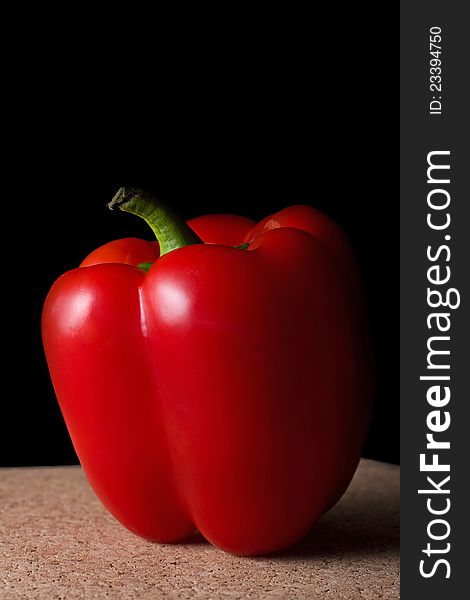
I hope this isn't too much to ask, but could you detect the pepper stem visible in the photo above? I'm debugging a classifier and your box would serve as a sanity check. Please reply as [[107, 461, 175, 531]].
[[108, 187, 203, 256]]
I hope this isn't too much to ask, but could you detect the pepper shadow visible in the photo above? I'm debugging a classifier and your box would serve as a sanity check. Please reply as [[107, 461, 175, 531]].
[[273, 465, 400, 560]]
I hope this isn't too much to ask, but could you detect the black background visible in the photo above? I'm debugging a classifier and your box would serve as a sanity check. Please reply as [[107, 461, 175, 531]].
[[1, 17, 398, 467]]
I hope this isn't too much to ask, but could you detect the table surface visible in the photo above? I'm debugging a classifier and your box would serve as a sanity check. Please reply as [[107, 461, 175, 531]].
[[0, 460, 399, 599]]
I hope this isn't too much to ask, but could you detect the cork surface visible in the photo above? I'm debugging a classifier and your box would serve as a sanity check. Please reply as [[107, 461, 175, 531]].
[[0, 460, 399, 599]]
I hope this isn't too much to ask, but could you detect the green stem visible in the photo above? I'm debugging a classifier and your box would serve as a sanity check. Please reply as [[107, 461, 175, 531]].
[[108, 187, 203, 256]]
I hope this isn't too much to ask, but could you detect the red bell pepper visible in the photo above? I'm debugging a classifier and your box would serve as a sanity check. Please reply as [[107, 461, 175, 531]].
[[42, 188, 372, 555]]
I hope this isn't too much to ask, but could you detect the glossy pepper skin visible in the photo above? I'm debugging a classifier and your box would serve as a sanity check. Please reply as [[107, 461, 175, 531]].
[[42, 189, 372, 556]]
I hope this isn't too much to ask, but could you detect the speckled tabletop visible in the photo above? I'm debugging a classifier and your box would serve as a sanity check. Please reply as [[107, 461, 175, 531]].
[[0, 459, 399, 599]]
